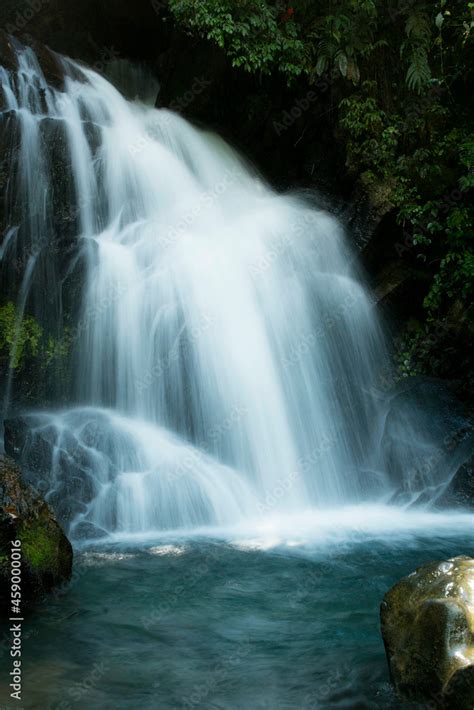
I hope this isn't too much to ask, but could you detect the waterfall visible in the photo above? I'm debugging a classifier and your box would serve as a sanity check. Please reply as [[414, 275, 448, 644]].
[[0, 38, 449, 538]]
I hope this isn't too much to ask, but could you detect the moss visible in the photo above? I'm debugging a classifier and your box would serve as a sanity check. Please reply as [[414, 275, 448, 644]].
[[0, 456, 73, 609], [19, 518, 60, 574], [0, 301, 43, 369], [45, 329, 72, 365], [0, 303, 72, 403]]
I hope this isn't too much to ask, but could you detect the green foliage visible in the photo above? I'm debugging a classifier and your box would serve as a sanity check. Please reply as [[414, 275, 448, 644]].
[[0, 302, 42, 369], [389, 124, 474, 319], [168, 0, 463, 91], [0, 301, 71, 371], [459, 136, 474, 190], [169, 0, 386, 83], [169, 0, 309, 78], [332, 3, 473, 346], [339, 82, 399, 173], [308, 1, 380, 85], [45, 330, 72, 366], [402, 10, 432, 93]]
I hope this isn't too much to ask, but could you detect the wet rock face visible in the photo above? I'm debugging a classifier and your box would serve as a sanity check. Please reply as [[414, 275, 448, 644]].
[[0, 455, 72, 609], [4, 414, 117, 539], [4, 416, 98, 533], [381, 377, 474, 505], [0, 36, 100, 411], [0, 29, 69, 90], [381, 556, 474, 708], [437, 455, 474, 511]]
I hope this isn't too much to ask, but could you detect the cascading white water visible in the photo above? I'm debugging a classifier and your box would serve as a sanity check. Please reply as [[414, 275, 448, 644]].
[[1, 39, 454, 537]]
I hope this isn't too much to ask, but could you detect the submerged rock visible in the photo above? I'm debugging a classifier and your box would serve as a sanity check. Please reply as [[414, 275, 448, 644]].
[[381, 556, 474, 708], [0, 454, 72, 608]]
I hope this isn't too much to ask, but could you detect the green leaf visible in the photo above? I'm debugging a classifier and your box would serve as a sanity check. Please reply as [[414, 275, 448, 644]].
[[337, 52, 348, 77], [316, 55, 328, 76]]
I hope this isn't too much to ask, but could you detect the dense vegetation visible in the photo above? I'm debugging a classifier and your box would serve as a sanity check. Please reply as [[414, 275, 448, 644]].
[[169, 0, 473, 388]]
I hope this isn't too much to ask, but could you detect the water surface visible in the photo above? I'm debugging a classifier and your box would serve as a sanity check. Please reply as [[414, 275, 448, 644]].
[[3, 510, 472, 709]]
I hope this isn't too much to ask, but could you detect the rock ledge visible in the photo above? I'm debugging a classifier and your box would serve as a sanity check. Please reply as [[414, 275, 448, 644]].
[[0, 454, 72, 609]]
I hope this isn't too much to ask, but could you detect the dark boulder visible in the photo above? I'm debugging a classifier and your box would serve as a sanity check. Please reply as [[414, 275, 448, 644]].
[[345, 175, 396, 254], [4, 412, 120, 538], [0, 454, 72, 609], [4, 415, 98, 531], [436, 455, 474, 510], [380, 377, 474, 501], [28, 38, 68, 90], [0, 30, 18, 72], [381, 556, 474, 708]]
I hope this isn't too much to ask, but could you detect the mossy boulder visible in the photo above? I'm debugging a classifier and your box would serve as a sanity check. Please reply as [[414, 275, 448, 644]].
[[381, 556, 474, 708], [0, 454, 72, 609]]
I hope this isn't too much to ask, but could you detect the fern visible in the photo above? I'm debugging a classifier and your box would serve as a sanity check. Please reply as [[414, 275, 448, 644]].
[[402, 12, 432, 93], [405, 51, 431, 92]]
